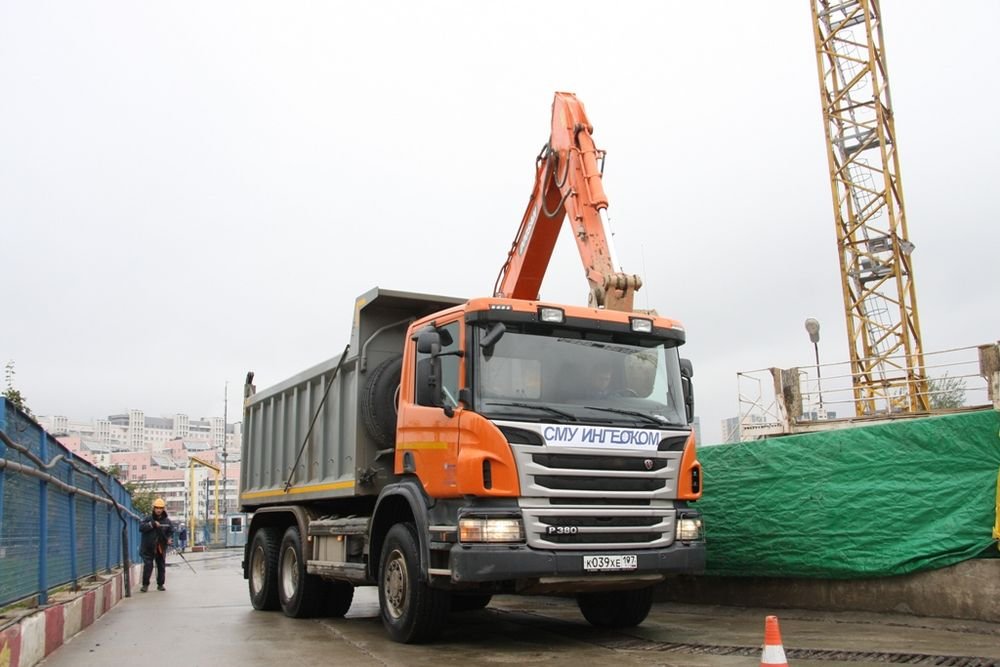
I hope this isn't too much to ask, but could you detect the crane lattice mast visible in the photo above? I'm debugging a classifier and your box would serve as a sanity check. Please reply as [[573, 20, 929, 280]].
[[810, 0, 929, 415]]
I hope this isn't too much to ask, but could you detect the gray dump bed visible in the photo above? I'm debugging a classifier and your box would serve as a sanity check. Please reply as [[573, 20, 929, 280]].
[[239, 287, 465, 510]]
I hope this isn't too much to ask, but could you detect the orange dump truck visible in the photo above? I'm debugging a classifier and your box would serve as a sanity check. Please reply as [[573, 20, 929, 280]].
[[240, 286, 704, 642]]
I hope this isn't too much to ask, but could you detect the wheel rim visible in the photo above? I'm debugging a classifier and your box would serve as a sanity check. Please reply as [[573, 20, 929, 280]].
[[250, 545, 265, 594], [383, 547, 408, 620], [281, 545, 298, 599]]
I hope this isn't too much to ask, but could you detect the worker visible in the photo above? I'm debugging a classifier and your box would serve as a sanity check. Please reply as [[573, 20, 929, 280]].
[[586, 359, 614, 398], [139, 498, 174, 592]]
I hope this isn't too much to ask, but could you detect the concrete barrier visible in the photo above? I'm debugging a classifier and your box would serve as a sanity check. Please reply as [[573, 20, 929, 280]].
[[0, 564, 141, 667], [658, 558, 1000, 623]]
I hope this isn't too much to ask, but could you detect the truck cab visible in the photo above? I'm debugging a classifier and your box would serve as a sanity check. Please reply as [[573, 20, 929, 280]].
[[399, 295, 704, 589]]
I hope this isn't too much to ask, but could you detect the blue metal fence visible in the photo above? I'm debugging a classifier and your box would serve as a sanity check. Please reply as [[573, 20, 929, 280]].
[[0, 398, 141, 608]]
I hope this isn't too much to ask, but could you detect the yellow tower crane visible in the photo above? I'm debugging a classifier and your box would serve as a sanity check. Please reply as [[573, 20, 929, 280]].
[[810, 0, 929, 416], [188, 455, 221, 547]]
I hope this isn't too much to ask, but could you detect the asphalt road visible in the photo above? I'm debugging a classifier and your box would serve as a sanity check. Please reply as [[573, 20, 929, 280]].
[[41, 549, 1000, 667]]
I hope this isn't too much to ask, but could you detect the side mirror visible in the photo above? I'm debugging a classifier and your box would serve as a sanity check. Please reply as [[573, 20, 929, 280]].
[[415, 357, 441, 407], [480, 322, 506, 349], [416, 327, 441, 355], [680, 358, 695, 424], [414, 324, 462, 417], [479, 322, 505, 360]]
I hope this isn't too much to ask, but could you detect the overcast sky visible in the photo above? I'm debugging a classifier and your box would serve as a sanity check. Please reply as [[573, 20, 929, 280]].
[[2, 1, 997, 444]]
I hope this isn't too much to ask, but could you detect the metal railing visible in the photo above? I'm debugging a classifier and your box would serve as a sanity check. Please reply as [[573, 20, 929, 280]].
[[0, 398, 141, 607], [736, 342, 999, 441]]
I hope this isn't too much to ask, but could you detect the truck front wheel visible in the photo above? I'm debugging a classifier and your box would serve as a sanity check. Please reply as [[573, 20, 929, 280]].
[[577, 587, 654, 628], [278, 526, 325, 618], [248, 527, 280, 611], [378, 522, 449, 643]]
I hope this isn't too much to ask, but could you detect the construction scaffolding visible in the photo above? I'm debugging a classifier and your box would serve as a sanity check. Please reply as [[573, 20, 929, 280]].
[[810, 0, 929, 415]]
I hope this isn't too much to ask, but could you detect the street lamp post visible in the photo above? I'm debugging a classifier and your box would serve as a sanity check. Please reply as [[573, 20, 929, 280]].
[[804, 318, 826, 419], [222, 381, 228, 517]]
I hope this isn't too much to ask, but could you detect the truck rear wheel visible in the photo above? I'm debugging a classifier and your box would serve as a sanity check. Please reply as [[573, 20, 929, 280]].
[[577, 587, 654, 628], [278, 526, 325, 618], [378, 522, 449, 643], [248, 527, 280, 611], [362, 355, 402, 449]]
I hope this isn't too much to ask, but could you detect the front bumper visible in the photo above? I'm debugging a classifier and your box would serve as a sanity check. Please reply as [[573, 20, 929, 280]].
[[448, 541, 705, 583]]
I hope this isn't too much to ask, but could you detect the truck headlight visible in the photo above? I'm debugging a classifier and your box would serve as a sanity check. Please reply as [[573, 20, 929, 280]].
[[630, 317, 653, 333], [676, 515, 704, 542], [459, 516, 525, 543], [538, 307, 564, 323]]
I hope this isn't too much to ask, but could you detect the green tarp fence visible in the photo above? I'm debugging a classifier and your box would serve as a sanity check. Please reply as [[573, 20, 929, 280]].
[[697, 409, 1000, 578]]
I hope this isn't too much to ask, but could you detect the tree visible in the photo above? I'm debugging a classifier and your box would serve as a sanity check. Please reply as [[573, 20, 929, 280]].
[[103, 464, 157, 515], [2, 360, 32, 417], [128, 485, 157, 516], [928, 373, 967, 410]]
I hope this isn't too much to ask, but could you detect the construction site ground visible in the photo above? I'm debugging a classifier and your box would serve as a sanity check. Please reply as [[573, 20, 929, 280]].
[[38, 549, 1000, 667]]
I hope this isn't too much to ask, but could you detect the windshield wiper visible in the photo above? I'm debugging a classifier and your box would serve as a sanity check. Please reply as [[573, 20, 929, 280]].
[[483, 401, 577, 421], [581, 405, 669, 426]]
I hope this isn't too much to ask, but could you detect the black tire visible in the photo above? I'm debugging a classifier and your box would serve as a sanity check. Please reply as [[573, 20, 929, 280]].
[[362, 355, 403, 449], [278, 526, 325, 618], [451, 593, 492, 612], [378, 522, 450, 643], [248, 527, 281, 611], [320, 580, 355, 618], [577, 587, 654, 628]]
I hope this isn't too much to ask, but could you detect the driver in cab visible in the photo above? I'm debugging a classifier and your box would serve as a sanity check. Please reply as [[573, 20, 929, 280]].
[[585, 360, 614, 399]]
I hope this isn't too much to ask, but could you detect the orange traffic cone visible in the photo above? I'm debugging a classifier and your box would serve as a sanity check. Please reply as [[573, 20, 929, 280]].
[[760, 615, 788, 667]]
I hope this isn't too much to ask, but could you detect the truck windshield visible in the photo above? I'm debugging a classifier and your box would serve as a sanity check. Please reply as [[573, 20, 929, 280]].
[[474, 327, 686, 427]]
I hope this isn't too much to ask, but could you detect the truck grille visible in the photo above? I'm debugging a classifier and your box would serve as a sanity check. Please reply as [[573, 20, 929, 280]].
[[511, 441, 682, 550], [531, 453, 669, 472], [534, 475, 665, 492], [543, 532, 662, 545]]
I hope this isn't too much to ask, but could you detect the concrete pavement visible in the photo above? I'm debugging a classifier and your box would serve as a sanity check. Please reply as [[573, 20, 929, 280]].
[[40, 549, 1000, 667]]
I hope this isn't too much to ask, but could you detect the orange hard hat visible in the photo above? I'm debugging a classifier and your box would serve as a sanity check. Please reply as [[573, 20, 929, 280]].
[[153, 498, 166, 509]]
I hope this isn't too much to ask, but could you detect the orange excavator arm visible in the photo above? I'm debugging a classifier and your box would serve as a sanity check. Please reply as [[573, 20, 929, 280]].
[[494, 92, 642, 311]]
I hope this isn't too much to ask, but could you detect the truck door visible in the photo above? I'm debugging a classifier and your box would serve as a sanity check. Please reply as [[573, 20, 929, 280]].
[[395, 318, 464, 498]]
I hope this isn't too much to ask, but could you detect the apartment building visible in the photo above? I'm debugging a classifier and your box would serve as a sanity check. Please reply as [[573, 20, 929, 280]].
[[39, 412, 241, 453]]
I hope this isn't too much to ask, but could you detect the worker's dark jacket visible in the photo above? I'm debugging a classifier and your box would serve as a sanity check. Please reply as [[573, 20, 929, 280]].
[[139, 512, 174, 559]]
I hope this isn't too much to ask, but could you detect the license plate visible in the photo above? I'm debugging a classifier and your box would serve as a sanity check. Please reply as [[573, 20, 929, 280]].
[[583, 554, 637, 572]]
